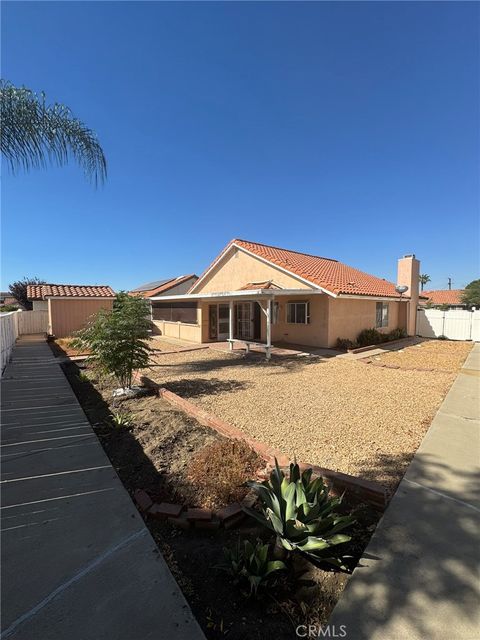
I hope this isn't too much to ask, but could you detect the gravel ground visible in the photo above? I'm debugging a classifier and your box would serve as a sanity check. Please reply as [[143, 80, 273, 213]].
[[145, 340, 472, 489], [372, 338, 472, 371]]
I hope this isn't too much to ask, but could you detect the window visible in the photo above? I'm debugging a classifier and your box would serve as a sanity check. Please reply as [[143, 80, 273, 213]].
[[376, 302, 389, 328], [286, 301, 310, 324], [152, 301, 198, 324]]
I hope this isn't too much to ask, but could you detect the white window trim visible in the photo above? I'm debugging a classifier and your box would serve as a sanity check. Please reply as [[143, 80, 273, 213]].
[[286, 301, 310, 325]]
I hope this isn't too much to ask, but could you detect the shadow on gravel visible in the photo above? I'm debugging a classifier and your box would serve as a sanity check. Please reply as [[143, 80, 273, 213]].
[[163, 377, 249, 398]]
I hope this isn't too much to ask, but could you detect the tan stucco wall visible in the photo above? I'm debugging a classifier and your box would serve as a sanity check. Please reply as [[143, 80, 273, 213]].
[[160, 296, 407, 349], [32, 300, 48, 311], [194, 247, 313, 293], [326, 298, 405, 347], [152, 320, 202, 343], [49, 299, 114, 338], [270, 295, 329, 346]]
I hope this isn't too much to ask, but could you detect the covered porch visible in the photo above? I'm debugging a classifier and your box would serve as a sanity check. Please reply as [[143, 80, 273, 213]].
[[150, 288, 327, 360]]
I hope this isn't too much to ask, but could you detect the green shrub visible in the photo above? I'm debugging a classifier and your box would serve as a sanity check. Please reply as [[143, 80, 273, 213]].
[[217, 539, 286, 597], [356, 328, 382, 347], [72, 292, 152, 389], [75, 371, 90, 383], [336, 338, 357, 350], [388, 327, 407, 341], [244, 460, 355, 568]]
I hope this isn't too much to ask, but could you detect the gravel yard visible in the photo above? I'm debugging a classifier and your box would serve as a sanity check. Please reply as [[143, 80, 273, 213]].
[[145, 339, 472, 489]]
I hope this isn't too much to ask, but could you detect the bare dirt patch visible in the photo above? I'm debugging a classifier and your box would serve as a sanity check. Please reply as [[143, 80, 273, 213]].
[[144, 340, 472, 490]]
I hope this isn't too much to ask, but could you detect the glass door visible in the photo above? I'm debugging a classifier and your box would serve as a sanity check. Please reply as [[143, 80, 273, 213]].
[[218, 304, 230, 340]]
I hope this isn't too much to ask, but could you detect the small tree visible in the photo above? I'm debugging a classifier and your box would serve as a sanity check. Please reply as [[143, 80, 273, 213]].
[[73, 293, 152, 389], [419, 274, 431, 291], [9, 277, 46, 310], [461, 279, 480, 308]]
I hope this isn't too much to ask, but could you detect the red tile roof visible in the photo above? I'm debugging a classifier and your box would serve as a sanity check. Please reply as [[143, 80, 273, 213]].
[[191, 239, 405, 298], [27, 284, 115, 300], [132, 274, 197, 298], [421, 290, 465, 306]]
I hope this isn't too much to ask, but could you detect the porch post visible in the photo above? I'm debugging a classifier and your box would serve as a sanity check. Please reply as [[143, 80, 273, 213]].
[[266, 299, 272, 361], [228, 300, 234, 350]]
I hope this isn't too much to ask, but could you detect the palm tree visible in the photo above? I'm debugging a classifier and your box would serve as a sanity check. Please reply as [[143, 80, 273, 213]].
[[419, 274, 431, 291], [0, 80, 106, 186]]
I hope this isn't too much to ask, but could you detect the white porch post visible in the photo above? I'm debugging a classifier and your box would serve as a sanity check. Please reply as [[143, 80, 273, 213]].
[[266, 299, 272, 361], [228, 300, 234, 350]]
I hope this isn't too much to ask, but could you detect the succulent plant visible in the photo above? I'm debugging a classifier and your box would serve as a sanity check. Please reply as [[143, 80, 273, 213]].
[[244, 460, 355, 568], [218, 539, 286, 597]]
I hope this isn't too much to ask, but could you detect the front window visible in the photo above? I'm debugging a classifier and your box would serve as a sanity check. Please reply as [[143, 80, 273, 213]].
[[376, 302, 389, 328], [287, 301, 310, 324]]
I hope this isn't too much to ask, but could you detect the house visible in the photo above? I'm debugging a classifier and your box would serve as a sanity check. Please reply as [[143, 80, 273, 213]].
[[130, 274, 198, 298], [0, 292, 21, 308], [150, 239, 419, 352], [26, 284, 115, 338], [420, 289, 466, 309]]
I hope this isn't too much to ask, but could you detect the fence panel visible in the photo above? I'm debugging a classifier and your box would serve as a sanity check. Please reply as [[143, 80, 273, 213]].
[[417, 308, 479, 341], [472, 311, 480, 342], [18, 310, 48, 335], [0, 311, 19, 375]]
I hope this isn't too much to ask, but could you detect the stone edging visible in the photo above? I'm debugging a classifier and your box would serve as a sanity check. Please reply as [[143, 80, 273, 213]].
[[347, 337, 413, 354]]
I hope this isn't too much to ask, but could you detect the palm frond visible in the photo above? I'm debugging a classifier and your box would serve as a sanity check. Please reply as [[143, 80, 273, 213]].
[[0, 80, 107, 186]]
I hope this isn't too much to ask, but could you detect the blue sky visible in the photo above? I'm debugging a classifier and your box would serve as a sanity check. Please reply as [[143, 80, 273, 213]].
[[2, 1, 478, 292]]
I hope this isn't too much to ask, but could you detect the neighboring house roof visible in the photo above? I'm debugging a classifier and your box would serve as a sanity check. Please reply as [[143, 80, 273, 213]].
[[190, 239, 406, 299], [131, 274, 197, 298], [422, 289, 465, 306], [27, 284, 115, 300]]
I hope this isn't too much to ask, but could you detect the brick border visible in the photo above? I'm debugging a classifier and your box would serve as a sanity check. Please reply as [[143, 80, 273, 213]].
[[155, 385, 387, 509], [347, 337, 413, 354]]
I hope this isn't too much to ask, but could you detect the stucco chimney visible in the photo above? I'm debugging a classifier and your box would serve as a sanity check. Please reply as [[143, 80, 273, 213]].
[[397, 254, 420, 335]]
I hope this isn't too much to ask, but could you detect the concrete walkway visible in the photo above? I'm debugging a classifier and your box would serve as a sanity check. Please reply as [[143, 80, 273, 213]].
[[330, 343, 480, 639], [1, 335, 204, 640]]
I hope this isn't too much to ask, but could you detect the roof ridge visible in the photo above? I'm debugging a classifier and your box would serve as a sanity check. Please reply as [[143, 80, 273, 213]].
[[233, 238, 338, 263], [42, 283, 113, 288]]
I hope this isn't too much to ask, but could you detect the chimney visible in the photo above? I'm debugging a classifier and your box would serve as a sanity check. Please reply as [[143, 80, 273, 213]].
[[397, 254, 420, 336]]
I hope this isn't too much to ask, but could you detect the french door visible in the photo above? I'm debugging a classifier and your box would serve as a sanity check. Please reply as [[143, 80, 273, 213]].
[[209, 304, 230, 340]]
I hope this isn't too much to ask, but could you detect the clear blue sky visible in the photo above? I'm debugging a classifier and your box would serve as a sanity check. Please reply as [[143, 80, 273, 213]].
[[2, 1, 478, 292]]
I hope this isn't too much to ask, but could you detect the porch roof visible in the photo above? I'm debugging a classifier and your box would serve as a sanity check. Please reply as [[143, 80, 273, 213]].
[[150, 288, 316, 302], [150, 288, 407, 303]]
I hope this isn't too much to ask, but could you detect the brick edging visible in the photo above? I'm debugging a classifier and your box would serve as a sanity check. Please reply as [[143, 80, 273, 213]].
[[157, 385, 387, 509], [348, 337, 413, 354]]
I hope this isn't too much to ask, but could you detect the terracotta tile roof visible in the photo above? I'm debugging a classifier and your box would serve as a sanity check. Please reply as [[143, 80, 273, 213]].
[[27, 284, 115, 300], [191, 239, 405, 298], [238, 281, 282, 291], [131, 274, 197, 298], [421, 290, 465, 305]]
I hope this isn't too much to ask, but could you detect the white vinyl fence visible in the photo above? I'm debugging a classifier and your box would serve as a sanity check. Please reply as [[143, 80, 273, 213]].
[[18, 309, 48, 335], [417, 308, 480, 341], [0, 311, 20, 375]]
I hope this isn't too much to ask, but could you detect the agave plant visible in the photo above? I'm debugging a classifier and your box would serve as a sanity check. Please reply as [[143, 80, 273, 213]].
[[244, 460, 355, 568], [218, 539, 286, 597]]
